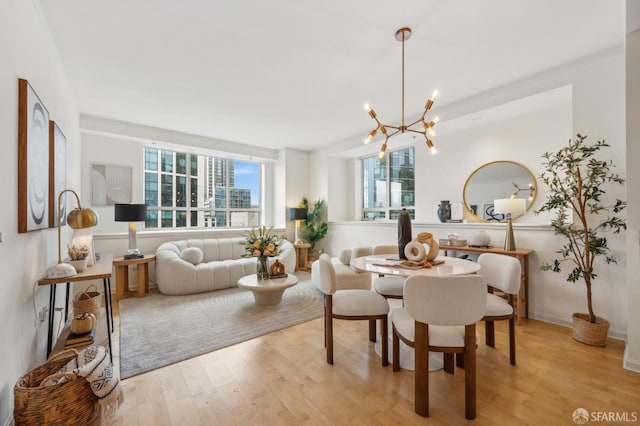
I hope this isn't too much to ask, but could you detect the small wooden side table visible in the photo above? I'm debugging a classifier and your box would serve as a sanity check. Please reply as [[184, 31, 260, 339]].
[[293, 243, 311, 271], [113, 254, 156, 300]]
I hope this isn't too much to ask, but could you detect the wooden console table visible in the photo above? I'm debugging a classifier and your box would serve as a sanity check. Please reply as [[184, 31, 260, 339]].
[[439, 245, 533, 321], [38, 255, 114, 360], [113, 254, 156, 300]]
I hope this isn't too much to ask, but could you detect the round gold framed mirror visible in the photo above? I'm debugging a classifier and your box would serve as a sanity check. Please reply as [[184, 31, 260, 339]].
[[462, 160, 537, 222]]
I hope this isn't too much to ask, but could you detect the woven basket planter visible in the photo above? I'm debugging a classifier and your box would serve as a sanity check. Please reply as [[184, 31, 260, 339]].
[[73, 284, 101, 317], [572, 312, 609, 347], [14, 349, 98, 425]]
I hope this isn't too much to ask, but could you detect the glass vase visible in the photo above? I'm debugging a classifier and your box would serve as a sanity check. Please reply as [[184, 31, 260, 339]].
[[256, 256, 269, 280]]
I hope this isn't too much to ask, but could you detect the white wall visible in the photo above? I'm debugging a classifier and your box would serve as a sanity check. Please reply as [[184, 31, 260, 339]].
[[311, 50, 629, 343], [280, 148, 310, 240], [0, 0, 80, 422], [625, 2, 640, 372]]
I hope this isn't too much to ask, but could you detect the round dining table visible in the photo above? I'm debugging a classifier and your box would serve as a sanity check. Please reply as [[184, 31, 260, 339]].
[[350, 254, 481, 277], [351, 255, 482, 371]]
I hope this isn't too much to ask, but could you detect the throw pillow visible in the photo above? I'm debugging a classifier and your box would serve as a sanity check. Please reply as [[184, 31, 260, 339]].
[[181, 247, 203, 265]]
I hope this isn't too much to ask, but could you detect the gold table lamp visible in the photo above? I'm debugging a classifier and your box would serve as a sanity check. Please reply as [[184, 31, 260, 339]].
[[45, 189, 99, 278]]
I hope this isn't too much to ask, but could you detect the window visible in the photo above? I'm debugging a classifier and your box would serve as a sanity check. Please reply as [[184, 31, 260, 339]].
[[362, 147, 415, 220], [144, 147, 262, 229]]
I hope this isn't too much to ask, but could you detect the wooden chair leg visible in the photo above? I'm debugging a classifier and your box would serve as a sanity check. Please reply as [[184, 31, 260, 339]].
[[381, 316, 388, 367], [464, 324, 477, 420], [443, 353, 455, 373], [392, 328, 400, 372], [485, 320, 495, 347], [509, 317, 516, 365], [414, 322, 429, 417], [323, 302, 327, 347], [325, 296, 333, 365], [326, 315, 333, 365], [369, 319, 376, 342], [456, 353, 465, 369]]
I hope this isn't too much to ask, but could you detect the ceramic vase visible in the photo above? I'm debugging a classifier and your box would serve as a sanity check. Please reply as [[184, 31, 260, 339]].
[[470, 230, 491, 247], [256, 256, 269, 280], [397, 208, 412, 260], [437, 200, 451, 223]]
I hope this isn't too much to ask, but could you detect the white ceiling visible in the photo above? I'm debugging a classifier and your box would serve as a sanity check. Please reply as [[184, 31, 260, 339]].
[[39, 0, 625, 152]]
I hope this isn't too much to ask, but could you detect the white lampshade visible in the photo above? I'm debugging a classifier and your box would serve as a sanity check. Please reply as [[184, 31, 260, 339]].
[[493, 198, 526, 215]]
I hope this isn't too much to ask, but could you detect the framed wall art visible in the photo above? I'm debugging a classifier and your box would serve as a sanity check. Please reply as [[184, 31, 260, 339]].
[[18, 78, 50, 233], [91, 163, 132, 206], [49, 121, 67, 228]]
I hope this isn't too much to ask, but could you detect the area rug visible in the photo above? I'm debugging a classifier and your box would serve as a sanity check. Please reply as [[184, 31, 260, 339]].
[[118, 274, 322, 379]]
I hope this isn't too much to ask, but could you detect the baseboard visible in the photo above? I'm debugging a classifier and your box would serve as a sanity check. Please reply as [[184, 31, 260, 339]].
[[623, 347, 640, 373], [528, 313, 627, 341]]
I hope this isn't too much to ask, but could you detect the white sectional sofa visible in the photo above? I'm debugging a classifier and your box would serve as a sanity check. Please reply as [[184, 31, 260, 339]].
[[155, 237, 296, 295], [312, 246, 373, 290]]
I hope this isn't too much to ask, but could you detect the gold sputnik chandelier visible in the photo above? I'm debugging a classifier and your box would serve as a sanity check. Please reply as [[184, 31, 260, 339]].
[[364, 27, 439, 159]]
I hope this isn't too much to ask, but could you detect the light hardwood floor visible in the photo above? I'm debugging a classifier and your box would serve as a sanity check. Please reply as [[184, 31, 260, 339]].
[[107, 299, 640, 425]]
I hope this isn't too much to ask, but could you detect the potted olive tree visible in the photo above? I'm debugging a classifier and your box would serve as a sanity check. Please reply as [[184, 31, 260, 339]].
[[537, 134, 626, 346]]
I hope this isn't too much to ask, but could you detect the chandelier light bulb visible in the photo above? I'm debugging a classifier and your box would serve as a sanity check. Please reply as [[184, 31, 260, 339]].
[[431, 90, 438, 100], [428, 128, 436, 137], [364, 103, 371, 111], [426, 139, 437, 155], [379, 143, 388, 159]]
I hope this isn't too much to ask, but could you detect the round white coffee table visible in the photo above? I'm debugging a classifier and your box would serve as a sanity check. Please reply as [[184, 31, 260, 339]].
[[237, 274, 299, 306]]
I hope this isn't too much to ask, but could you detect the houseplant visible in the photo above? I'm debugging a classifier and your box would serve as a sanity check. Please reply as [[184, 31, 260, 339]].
[[537, 134, 626, 346], [243, 226, 283, 280], [299, 197, 328, 256], [67, 243, 90, 272]]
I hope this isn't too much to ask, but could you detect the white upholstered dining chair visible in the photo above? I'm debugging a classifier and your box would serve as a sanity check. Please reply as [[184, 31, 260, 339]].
[[372, 245, 405, 300], [391, 274, 487, 419], [313, 253, 390, 367], [477, 253, 522, 365]]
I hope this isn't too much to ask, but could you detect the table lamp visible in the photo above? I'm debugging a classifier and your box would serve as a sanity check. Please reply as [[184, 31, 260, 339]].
[[45, 189, 99, 278], [288, 207, 307, 244], [493, 198, 526, 251], [114, 203, 147, 258]]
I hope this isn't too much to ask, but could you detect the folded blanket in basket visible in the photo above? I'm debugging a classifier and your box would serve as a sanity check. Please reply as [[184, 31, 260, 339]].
[[44, 345, 124, 414]]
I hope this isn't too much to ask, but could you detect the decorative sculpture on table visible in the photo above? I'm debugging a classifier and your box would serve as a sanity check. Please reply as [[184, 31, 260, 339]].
[[269, 259, 286, 278], [397, 208, 412, 260], [403, 232, 440, 267]]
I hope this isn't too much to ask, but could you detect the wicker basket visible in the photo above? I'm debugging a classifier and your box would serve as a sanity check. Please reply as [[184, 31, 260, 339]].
[[73, 284, 101, 317], [572, 312, 610, 347], [14, 349, 98, 425]]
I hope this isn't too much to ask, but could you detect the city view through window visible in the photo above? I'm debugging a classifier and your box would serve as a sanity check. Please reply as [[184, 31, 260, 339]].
[[144, 147, 261, 228], [362, 147, 415, 220]]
